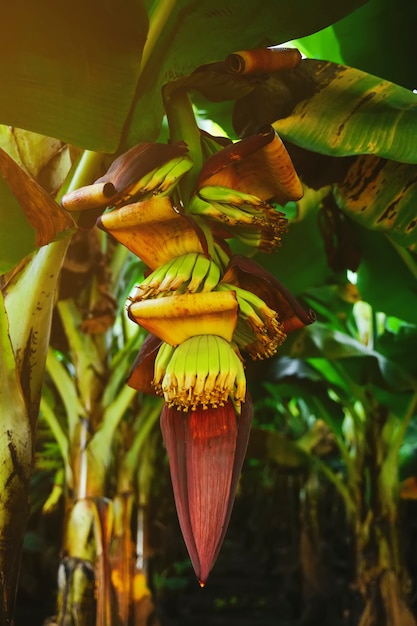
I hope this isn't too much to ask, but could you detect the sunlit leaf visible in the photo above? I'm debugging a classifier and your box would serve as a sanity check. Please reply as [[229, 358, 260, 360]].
[[291, 322, 417, 392], [272, 60, 417, 163], [0, 0, 148, 151], [0, 125, 63, 179], [292, 25, 344, 63]]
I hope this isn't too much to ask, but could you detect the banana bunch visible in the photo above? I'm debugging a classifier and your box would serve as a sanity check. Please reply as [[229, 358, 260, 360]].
[[107, 153, 194, 207], [152, 335, 246, 412], [216, 283, 287, 359], [61, 142, 193, 212], [189, 185, 288, 252], [132, 252, 222, 301]]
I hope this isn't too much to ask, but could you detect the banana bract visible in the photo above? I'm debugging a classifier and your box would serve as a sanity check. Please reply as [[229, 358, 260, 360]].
[[128, 291, 238, 346], [97, 196, 206, 270], [160, 398, 253, 586]]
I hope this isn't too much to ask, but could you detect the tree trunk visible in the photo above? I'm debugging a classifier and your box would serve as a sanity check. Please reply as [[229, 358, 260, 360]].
[[355, 402, 416, 626]]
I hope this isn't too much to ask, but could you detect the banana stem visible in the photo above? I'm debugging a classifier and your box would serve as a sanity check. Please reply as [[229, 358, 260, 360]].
[[164, 87, 203, 205], [0, 294, 32, 624], [57, 150, 105, 201]]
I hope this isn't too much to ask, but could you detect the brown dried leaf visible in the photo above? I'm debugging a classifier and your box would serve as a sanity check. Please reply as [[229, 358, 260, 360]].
[[0, 147, 75, 246]]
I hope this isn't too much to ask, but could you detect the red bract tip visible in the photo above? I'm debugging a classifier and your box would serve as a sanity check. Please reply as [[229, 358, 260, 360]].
[[160, 397, 253, 584]]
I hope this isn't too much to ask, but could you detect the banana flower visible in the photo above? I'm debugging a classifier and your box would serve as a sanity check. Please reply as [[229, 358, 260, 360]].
[[125, 260, 314, 583], [60, 127, 312, 586]]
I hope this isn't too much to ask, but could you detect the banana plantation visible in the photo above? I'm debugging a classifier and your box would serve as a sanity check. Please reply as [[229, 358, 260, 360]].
[[1, 1, 417, 625]]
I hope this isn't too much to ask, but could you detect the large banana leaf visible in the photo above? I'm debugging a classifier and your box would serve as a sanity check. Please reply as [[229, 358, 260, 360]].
[[334, 156, 417, 250], [272, 60, 417, 163], [294, 0, 417, 90], [333, 0, 417, 90], [0, 0, 365, 152], [0, 0, 148, 153], [354, 226, 417, 325]]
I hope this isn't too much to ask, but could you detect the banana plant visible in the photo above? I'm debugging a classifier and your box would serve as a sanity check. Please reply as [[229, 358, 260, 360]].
[[41, 233, 163, 625], [1, 2, 416, 625], [0, 141, 105, 624], [252, 287, 417, 625]]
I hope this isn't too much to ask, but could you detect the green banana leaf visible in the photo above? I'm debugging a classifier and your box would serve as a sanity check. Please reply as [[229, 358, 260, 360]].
[[334, 156, 417, 250], [0, 0, 365, 152], [294, 0, 417, 90], [254, 189, 336, 296], [333, 0, 417, 90], [290, 321, 417, 392], [354, 226, 417, 325], [130, 0, 367, 146], [272, 60, 417, 163], [292, 24, 344, 64], [0, 0, 148, 153]]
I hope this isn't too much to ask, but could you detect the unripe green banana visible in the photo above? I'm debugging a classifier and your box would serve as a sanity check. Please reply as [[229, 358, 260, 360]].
[[217, 283, 265, 333], [153, 341, 176, 393], [191, 335, 210, 408], [139, 156, 194, 198], [201, 260, 221, 292], [204, 335, 221, 405], [134, 258, 178, 299], [189, 195, 223, 220], [169, 252, 199, 291], [217, 283, 286, 359], [187, 254, 212, 293], [156, 256, 184, 293], [198, 185, 264, 208], [112, 155, 193, 207], [160, 335, 246, 411]]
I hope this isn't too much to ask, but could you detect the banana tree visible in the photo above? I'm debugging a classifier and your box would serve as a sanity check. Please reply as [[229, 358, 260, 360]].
[[251, 285, 417, 624], [1, 1, 417, 625], [40, 228, 163, 625]]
